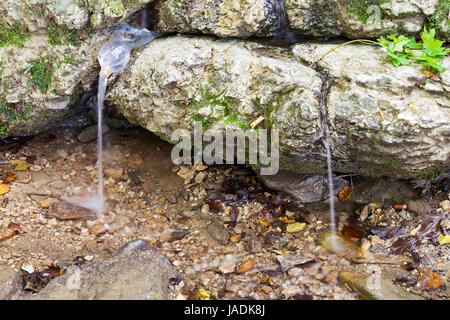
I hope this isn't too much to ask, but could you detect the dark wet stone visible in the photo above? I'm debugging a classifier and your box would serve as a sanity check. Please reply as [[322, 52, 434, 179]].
[[165, 193, 178, 204], [49, 201, 96, 220], [77, 124, 109, 143], [160, 228, 188, 242], [33, 240, 177, 300], [257, 171, 348, 203], [352, 179, 417, 204]]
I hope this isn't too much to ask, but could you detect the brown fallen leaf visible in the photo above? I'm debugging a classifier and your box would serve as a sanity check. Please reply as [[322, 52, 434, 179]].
[[391, 236, 421, 254], [418, 213, 442, 239], [8, 222, 26, 234], [342, 225, 364, 239], [236, 258, 255, 274], [427, 272, 443, 289], [0, 227, 18, 241], [207, 199, 222, 213], [0, 183, 11, 195], [370, 225, 404, 239], [338, 186, 351, 201], [230, 234, 242, 243]]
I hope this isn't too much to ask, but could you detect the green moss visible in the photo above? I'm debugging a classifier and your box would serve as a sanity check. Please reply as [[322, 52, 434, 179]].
[[252, 93, 284, 128], [0, 24, 31, 48], [193, 113, 211, 130], [427, 0, 450, 34], [63, 50, 81, 66], [189, 85, 243, 130], [223, 113, 250, 130], [70, 87, 82, 103], [346, 0, 388, 22], [47, 25, 81, 47], [412, 166, 444, 181], [0, 97, 32, 136], [27, 55, 56, 94]]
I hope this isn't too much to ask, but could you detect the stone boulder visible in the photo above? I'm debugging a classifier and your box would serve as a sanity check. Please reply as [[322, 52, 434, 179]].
[[0, 32, 107, 135], [0, 0, 154, 31], [285, 0, 449, 41], [107, 35, 450, 179], [33, 239, 178, 300], [153, 0, 285, 37], [150, 0, 450, 40], [0, 265, 22, 300]]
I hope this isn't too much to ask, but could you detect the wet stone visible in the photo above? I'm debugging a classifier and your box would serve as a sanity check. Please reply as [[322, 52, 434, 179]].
[[206, 220, 229, 245], [258, 171, 348, 203], [339, 272, 425, 300], [77, 124, 109, 143], [0, 265, 21, 300], [32, 240, 178, 300], [276, 254, 313, 272], [49, 201, 96, 220], [159, 228, 188, 242]]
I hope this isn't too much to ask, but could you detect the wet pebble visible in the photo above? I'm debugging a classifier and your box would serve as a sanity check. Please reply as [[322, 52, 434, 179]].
[[49, 201, 95, 220], [206, 220, 229, 245], [77, 124, 109, 143]]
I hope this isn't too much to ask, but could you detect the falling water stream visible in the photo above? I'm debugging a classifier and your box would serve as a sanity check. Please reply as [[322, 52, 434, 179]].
[[270, 0, 339, 241], [69, 26, 160, 215]]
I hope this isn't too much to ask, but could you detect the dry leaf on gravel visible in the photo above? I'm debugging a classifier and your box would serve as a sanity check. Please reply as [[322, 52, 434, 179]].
[[237, 258, 255, 273]]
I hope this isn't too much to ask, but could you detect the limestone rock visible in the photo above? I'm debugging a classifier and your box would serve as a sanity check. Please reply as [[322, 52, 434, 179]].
[[0, 0, 154, 31], [154, 0, 284, 37], [33, 239, 178, 300], [0, 33, 108, 136], [108, 35, 450, 178], [151, 0, 450, 40]]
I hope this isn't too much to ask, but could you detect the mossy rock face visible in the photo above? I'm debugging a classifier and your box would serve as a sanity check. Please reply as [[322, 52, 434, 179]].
[[154, 0, 284, 37], [0, 32, 108, 136], [107, 35, 450, 179], [285, 0, 438, 39], [0, 0, 154, 33], [150, 0, 449, 40]]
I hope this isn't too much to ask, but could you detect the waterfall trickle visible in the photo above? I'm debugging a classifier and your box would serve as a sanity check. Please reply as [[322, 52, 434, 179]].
[[69, 26, 161, 216]]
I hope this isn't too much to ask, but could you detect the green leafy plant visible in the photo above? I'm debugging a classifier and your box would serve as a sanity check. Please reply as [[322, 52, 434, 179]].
[[320, 27, 449, 72]]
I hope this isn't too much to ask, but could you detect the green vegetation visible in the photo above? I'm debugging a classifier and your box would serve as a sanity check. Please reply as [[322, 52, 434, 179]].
[[63, 50, 81, 66], [378, 27, 450, 72], [320, 27, 450, 73], [346, 0, 388, 23], [47, 25, 81, 47], [0, 97, 32, 136], [189, 85, 248, 130], [428, 0, 450, 33], [27, 55, 56, 94], [70, 87, 82, 103], [0, 24, 31, 48], [412, 166, 444, 181], [252, 94, 283, 127]]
